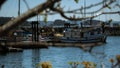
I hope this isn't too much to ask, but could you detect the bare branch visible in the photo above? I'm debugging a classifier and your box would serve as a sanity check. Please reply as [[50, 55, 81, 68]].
[[0, 0, 6, 9], [102, 11, 120, 14], [50, 7, 94, 21], [0, 0, 118, 36], [23, 0, 30, 10], [67, 0, 116, 13], [50, 6, 120, 21], [0, 0, 60, 36], [40, 0, 116, 15]]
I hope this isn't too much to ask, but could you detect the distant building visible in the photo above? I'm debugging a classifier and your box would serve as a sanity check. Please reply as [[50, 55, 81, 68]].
[[0, 17, 32, 41], [50, 19, 78, 28], [0, 17, 12, 26], [112, 23, 120, 27], [0, 17, 31, 27], [109, 21, 120, 27], [81, 20, 105, 27], [51, 19, 67, 28]]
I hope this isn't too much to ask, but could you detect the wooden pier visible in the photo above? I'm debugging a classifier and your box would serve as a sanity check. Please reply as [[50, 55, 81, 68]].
[[4, 41, 104, 51], [0, 41, 105, 52]]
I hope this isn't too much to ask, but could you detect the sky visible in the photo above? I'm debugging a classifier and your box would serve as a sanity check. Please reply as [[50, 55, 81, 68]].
[[0, 0, 120, 22]]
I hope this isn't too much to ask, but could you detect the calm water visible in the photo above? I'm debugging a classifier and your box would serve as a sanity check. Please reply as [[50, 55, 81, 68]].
[[0, 36, 120, 68]]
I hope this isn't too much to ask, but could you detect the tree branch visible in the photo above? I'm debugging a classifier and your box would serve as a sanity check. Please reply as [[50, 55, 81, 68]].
[[0, 0, 118, 36], [50, 6, 120, 21], [0, 0, 60, 36], [0, 0, 6, 9], [50, 7, 87, 20], [40, 0, 116, 15], [66, 0, 116, 14]]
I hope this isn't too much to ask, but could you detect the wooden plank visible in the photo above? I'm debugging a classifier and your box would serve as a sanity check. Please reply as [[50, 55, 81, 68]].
[[4, 42, 104, 49]]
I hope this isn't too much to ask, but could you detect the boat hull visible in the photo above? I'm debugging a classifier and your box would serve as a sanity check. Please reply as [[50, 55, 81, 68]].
[[60, 36, 107, 43]]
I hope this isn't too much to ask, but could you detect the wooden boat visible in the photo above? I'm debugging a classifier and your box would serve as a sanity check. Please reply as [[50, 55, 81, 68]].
[[60, 27, 107, 43]]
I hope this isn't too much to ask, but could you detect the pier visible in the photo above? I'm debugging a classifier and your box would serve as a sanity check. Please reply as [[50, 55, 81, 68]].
[[0, 41, 104, 52]]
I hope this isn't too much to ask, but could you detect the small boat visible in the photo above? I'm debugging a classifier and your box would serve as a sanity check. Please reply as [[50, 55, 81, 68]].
[[60, 27, 107, 43], [39, 35, 53, 42], [39, 37, 52, 42]]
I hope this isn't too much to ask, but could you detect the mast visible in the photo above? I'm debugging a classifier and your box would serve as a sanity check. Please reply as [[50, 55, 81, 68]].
[[18, 0, 20, 16], [84, 0, 86, 18]]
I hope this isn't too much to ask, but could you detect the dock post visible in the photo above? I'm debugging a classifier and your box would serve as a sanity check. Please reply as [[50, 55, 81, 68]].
[[31, 21, 39, 42], [1, 65, 4, 68]]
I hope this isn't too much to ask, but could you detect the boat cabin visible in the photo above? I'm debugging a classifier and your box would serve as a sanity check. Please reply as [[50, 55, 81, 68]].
[[63, 27, 104, 39]]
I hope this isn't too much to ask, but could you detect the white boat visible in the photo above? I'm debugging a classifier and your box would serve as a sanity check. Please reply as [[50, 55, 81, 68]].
[[60, 27, 107, 43], [39, 35, 53, 42]]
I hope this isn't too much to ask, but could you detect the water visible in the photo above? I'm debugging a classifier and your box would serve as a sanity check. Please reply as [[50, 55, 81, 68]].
[[0, 36, 120, 68]]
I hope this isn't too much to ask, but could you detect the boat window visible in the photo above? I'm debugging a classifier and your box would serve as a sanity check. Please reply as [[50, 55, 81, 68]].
[[80, 32, 84, 38], [90, 32, 94, 35], [97, 31, 100, 34], [97, 28, 101, 34], [74, 32, 77, 35]]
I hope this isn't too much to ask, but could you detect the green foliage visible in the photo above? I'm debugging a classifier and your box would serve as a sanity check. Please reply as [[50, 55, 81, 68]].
[[44, 14, 48, 24], [68, 61, 80, 68], [74, 0, 79, 3], [36, 62, 52, 68], [68, 61, 97, 68], [82, 61, 97, 68], [68, 61, 80, 65], [116, 55, 120, 62], [109, 58, 114, 63], [57, 1, 61, 8], [108, 19, 112, 23], [109, 55, 120, 68], [35, 55, 120, 68], [105, 4, 111, 9], [38, 11, 43, 14]]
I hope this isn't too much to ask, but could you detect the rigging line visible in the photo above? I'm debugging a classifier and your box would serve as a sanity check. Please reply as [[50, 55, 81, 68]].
[[84, 0, 86, 18], [23, 0, 30, 10]]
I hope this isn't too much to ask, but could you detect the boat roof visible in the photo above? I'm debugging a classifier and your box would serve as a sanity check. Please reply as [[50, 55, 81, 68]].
[[65, 27, 101, 32]]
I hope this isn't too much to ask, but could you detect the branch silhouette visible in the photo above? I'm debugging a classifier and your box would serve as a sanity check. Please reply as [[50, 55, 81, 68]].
[[0, 0, 60, 36], [0, 0, 119, 36]]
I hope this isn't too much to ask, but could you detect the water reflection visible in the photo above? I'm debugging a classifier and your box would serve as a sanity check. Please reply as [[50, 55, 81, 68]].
[[22, 49, 40, 68], [0, 36, 120, 68], [32, 49, 40, 68], [22, 49, 32, 68], [0, 52, 23, 68]]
